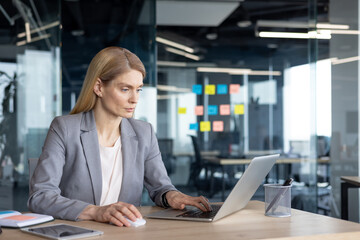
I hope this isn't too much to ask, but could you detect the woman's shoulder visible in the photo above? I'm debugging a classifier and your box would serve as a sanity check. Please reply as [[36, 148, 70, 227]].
[[124, 118, 153, 137], [51, 112, 84, 128]]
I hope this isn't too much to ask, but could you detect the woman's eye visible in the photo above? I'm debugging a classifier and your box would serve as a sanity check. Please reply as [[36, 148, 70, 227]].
[[121, 88, 129, 92], [137, 88, 143, 93]]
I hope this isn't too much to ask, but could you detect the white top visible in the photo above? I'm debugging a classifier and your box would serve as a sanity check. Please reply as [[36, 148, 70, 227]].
[[99, 137, 123, 206]]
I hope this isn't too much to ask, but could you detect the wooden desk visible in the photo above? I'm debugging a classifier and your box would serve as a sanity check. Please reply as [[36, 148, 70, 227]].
[[341, 176, 360, 220], [3, 201, 360, 240], [204, 156, 330, 165]]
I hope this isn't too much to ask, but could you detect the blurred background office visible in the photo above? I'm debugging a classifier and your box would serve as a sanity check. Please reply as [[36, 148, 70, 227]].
[[0, 0, 359, 222]]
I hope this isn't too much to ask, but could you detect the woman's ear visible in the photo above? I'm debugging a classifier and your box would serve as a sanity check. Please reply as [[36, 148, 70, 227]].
[[93, 78, 103, 97]]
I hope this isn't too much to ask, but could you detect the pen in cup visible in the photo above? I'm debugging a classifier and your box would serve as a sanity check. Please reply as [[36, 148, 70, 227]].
[[265, 178, 293, 214]]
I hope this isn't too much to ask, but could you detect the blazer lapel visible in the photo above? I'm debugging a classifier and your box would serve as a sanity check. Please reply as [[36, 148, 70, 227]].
[[119, 118, 138, 202], [80, 111, 102, 205]]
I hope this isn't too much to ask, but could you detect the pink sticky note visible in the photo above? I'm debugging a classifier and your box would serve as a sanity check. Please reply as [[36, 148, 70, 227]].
[[195, 106, 204, 116], [5, 215, 36, 221], [213, 121, 224, 132], [229, 84, 240, 94], [220, 104, 230, 115]]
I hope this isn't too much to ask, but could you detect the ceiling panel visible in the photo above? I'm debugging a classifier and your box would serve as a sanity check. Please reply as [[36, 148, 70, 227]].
[[156, 1, 240, 26]]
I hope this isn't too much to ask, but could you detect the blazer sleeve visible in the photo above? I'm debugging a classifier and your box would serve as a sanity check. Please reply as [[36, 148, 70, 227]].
[[143, 123, 177, 207], [27, 117, 90, 220]]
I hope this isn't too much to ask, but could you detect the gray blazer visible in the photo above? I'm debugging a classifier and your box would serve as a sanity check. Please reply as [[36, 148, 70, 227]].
[[28, 110, 176, 220]]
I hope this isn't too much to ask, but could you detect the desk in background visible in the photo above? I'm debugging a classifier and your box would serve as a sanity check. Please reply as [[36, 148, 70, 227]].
[[341, 176, 360, 220], [203, 156, 330, 200], [3, 201, 360, 240]]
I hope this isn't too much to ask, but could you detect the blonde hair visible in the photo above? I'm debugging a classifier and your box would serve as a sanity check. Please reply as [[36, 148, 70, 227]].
[[70, 47, 146, 114]]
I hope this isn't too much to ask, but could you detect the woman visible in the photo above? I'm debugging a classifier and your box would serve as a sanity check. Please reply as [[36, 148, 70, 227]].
[[28, 47, 211, 227]]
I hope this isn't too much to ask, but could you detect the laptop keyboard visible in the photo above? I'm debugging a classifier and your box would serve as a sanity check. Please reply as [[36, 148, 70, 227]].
[[176, 204, 222, 219]]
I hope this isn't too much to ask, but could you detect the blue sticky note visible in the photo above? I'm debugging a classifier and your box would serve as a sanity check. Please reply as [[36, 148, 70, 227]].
[[192, 85, 202, 95], [0, 211, 16, 214], [189, 123, 199, 131], [208, 105, 218, 115], [217, 84, 228, 94]]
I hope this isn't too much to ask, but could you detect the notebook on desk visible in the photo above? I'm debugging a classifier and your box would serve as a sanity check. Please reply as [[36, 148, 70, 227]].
[[146, 154, 279, 222]]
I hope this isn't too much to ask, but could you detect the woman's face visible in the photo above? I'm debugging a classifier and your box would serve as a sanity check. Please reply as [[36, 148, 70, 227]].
[[98, 69, 143, 119]]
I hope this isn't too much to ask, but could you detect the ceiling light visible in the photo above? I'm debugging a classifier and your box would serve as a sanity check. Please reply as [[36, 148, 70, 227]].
[[256, 20, 349, 30], [321, 29, 360, 35], [206, 32, 218, 40], [25, 22, 31, 42], [197, 67, 251, 74], [157, 61, 187, 67], [17, 20, 60, 38], [156, 36, 195, 53], [267, 43, 278, 49], [316, 23, 349, 29], [157, 61, 217, 68], [157, 85, 191, 93], [197, 67, 282, 76], [237, 20, 252, 28], [165, 47, 200, 61], [16, 33, 51, 46], [258, 31, 331, 39], [71, 30, 85, 36], [331, 56, 360, 65], [245, 70, 282, 76]]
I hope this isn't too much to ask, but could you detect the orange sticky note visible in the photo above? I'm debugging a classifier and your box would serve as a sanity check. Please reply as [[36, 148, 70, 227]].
[[195, 106, 204, 116], [220, 104, 230, 115], [200, 121, 211, 132], [234, 104, 244, 115], [178, 107, 187, 114], [229, 84, 240, 94], [213, 121, 224, 132], [205, 85, 216, 95], [4, 215, 36, 221]]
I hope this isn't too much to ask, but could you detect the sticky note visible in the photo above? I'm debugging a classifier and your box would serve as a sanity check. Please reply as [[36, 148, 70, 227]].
[[220, 104, 230, 115], [229, 84, 240, 94], [205, 85, 216, 95], [213, 121, 224, 132], [189, 123, 199, 131], [192, 85, 202, 95], [178, 107, 187, 114], [234, 104, 244, 115], [208, 105, 218, 115], [217, 84, 228, 94], [200, 121, 211, 132], [4, 215, 36, 221], [195, 106, 204, 116]]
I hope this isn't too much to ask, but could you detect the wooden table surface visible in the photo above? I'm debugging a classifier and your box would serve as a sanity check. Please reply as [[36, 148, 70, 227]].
[[2, 201, 360, 240], [341, 176, 360, 187], [204, 156, 330, 165]]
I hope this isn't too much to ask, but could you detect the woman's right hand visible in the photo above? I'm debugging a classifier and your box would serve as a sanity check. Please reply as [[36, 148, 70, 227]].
[[79, 202, 142, 227]]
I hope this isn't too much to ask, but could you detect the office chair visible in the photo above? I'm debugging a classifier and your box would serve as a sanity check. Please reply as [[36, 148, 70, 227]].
[[158, 138, 176, 175], [188, 135, 225, 198]]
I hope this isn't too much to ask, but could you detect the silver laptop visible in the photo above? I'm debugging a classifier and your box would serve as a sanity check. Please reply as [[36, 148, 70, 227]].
[[146, 154, 279, 222]]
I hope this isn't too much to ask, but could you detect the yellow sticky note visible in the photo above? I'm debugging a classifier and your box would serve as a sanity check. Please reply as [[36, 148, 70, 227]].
[[178, 107, 187, 114], [200, 121, 211, 132], [234, 104, 244, 115], [205, 85, 216, 95]]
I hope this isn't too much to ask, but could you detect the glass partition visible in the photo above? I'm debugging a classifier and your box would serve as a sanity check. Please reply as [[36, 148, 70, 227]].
[[156, 0, 321, 213], [0, 0, 61, 211]]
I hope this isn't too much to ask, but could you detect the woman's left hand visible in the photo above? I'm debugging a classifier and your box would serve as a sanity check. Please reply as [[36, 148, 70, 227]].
[[165, 191, 212, 212]]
